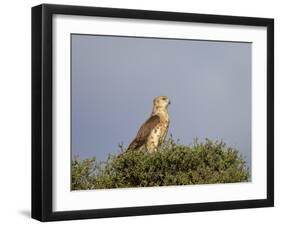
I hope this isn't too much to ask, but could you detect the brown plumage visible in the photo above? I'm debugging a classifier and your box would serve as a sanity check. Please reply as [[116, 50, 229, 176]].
[[128, 115, 160, 150], [128, 96, 170, 153]]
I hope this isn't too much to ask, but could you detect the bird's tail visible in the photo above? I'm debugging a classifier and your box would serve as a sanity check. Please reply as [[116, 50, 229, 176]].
[[127, 141, 136, 151], [116, 140, 138, 159], [127, 139, 140, 151]]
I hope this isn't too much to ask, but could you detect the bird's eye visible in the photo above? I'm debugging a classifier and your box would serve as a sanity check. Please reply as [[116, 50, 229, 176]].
[[162, 97, 166, 100]]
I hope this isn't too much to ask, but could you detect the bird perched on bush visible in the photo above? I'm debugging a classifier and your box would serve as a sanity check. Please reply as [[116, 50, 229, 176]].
[[128, 96, 171, 153]]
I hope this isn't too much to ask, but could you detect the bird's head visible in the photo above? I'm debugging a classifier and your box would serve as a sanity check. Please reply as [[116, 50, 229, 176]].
[[153, 96, 171, 110]]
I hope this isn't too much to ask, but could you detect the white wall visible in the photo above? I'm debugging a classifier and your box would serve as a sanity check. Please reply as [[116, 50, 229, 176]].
[[0, 0, 279, 225]]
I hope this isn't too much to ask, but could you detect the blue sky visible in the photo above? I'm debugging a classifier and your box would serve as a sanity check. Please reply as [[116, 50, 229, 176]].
[[71, 34, 252, 169]]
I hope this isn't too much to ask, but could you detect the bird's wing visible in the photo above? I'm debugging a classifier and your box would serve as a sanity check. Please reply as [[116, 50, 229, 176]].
[[128, 115, 160, 150]]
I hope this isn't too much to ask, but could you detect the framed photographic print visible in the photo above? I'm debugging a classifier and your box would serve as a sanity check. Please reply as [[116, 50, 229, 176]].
[[32, 4, 274, 221]]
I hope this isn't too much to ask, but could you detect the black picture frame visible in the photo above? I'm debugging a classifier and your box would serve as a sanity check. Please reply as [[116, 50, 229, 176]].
[[32, 3, 274, 222]]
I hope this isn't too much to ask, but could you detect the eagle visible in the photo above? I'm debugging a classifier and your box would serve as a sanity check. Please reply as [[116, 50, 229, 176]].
[[128, 96, 171, 153]]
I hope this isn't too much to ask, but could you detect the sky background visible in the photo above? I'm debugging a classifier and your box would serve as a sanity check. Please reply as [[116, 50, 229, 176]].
[[71, 34, 252, 169]]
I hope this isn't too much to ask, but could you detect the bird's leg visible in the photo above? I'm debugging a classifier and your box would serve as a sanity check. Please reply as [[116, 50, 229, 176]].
[[146, 140, 159, 153]]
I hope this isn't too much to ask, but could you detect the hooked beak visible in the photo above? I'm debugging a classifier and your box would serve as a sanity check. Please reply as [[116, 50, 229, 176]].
[[168, 100, 171, 105]]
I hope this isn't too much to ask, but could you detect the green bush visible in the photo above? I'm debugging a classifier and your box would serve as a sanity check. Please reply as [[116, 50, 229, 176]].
[[72, 138, 250, 190]]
